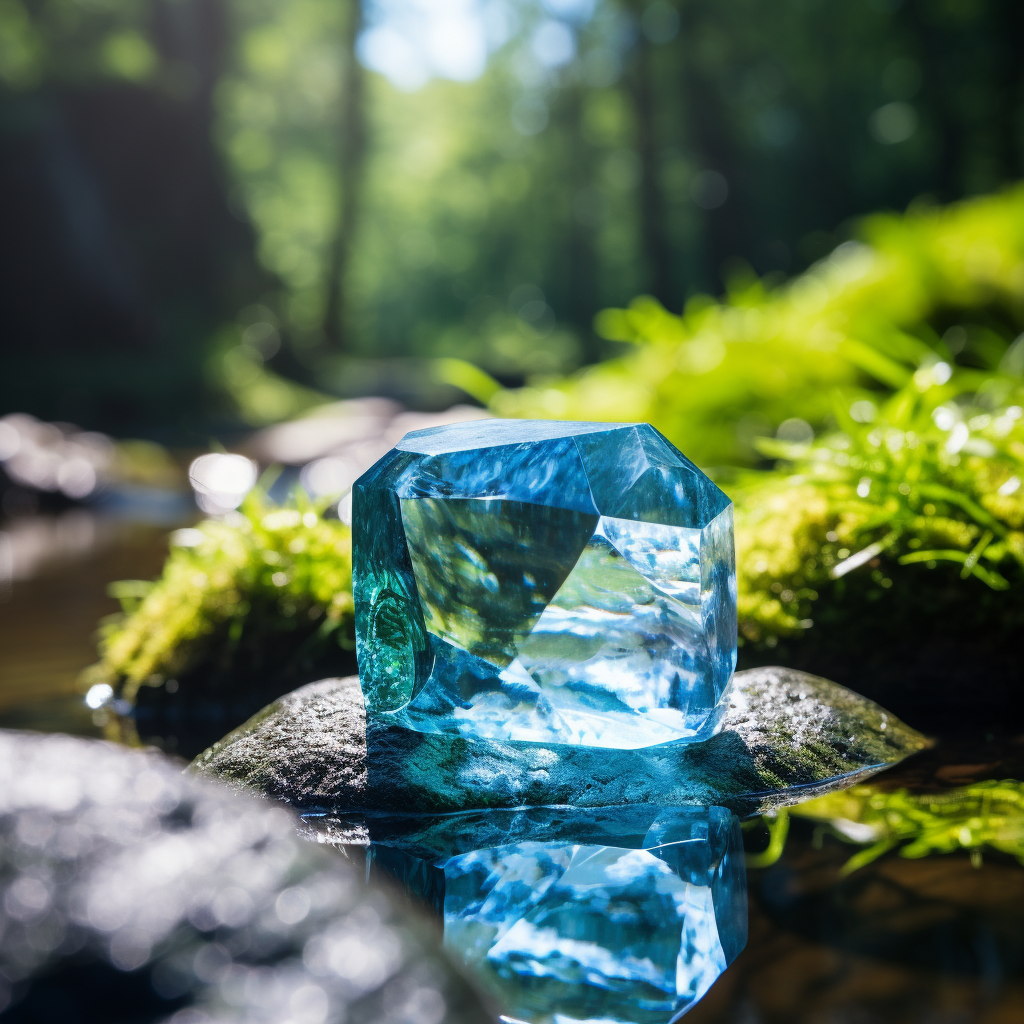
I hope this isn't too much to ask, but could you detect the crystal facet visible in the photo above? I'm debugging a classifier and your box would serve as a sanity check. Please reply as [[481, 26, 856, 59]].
[[360, 805, 747, 1024], [353, 420, 736, 749]]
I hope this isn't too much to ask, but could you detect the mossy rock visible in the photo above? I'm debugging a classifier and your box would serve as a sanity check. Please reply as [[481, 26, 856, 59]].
[[192, 666, 929, 819]]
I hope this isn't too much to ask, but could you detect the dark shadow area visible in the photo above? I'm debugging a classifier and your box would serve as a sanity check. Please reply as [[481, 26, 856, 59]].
[[754, 818, 1024, 979], [129, 630, 358, 759], [1, 959, 189, 1024], [738, 561, 1024, 737], [0, 0, 268, 439]]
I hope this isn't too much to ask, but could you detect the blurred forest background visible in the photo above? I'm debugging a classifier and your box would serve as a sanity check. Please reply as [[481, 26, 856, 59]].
[[1, 0, 1022, 438]]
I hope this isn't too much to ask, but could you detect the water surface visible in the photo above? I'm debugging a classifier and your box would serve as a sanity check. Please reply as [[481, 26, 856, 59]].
[[2, 513, 1022, 1023]]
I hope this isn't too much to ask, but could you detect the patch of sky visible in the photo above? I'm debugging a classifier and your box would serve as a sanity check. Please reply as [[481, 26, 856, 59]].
[[541, 0, 597, 22], [359, 0, 501, 90], [531, 19, 576, 68], [359, 0, 598, 91]]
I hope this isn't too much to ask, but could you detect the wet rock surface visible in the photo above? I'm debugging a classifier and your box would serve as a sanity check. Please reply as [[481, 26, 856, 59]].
[[0, 730, 491, 1023], [193, 667, 929, 818]]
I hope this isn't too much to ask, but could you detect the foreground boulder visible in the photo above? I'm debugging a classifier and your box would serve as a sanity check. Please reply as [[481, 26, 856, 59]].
[[193, 667, 929, 818], [0, 730, 490, 1023]]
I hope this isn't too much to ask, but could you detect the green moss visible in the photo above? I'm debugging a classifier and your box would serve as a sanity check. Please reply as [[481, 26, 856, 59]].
[[84, 490, 354, 702], [733, 383, 1024, 646]]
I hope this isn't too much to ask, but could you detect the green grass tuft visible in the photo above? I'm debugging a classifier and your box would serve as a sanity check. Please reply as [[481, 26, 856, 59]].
[[732, 381, 1024, 645]]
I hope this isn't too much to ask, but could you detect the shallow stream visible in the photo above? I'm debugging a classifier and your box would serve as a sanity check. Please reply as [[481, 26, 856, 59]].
[[1, 514, 1021, 1024]]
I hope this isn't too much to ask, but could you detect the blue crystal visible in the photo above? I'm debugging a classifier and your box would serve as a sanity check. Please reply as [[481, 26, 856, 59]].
[[352, 420, 736, 749], [358, 805, 747, 1024]]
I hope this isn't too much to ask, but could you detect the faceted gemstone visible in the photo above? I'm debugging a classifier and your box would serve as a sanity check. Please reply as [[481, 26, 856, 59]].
[[361, 805, 748, 1024], [352, 420, 736, 749]]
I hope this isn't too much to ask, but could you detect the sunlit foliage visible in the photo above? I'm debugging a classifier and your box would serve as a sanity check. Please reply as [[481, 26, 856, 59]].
[[733, 380, 1024, 643], [216, 0, 351, 338], [214, 0, 1024, 389], [495, 184, 1024, 466], [0, 0, 156, 88], [5, 0, 1024, 428], [216, 1, 626, 374]]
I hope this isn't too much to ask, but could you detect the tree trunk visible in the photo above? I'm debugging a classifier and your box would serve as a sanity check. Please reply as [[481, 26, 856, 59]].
[[626, 4, 674, 309], [561, 87, 603, 363], [322, 0, 367, 353], [993, 0, 1024, 181], [677, 1, 745, 294]]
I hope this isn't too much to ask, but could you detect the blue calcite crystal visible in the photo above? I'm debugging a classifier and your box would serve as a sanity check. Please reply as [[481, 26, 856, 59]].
[[352, 420, 736, 749], [360, 805, 747, 1024]]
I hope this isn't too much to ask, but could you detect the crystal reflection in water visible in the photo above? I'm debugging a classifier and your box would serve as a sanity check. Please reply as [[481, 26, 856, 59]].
[[352, 804, 747, 1024]]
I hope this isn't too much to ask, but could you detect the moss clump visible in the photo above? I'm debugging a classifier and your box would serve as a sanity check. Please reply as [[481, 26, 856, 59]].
[[84, 491, 354, 705], [733, 382, 1024, 645], [729, 379, 1024, 731]]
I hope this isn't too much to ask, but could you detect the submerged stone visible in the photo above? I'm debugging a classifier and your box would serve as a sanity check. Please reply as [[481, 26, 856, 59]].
[[322, 805, 746, 1024], [193, 667, 931, 818], [352, 420, 736, 749]]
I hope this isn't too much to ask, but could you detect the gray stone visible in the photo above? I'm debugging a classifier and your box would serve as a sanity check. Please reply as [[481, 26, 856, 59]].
[[0, 730, 491, 1023], [192, 667, 929, 818]]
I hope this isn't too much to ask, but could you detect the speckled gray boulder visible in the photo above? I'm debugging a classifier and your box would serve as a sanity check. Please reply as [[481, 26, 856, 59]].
[[0, 730, 490, 1023], [192, 667, 928, 818]]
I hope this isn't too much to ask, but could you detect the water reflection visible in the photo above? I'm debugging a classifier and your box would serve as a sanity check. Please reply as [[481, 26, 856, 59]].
[[790, 779, 1024, 869], [0, 516, 169, 737], [0, 510, 104, 589], [306, 805, 747, 1024]]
